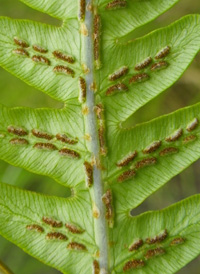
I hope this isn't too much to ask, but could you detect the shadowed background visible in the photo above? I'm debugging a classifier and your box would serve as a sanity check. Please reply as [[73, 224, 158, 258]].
[[0, 0, 200, 273]]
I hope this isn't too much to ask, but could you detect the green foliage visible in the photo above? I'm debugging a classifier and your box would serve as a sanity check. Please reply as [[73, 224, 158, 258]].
[[0, 0, 200, 274]]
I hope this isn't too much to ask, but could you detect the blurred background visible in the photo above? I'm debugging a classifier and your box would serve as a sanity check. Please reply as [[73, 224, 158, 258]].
[[0, 0, 200, 273]]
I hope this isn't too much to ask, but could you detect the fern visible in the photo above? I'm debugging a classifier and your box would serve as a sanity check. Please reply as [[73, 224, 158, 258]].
[[0, 0, 200, 273]]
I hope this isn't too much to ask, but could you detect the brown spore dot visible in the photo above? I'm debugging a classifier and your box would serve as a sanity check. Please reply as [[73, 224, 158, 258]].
[[129, 239, 144, 252], [32, 129, 53, 140], [151, 61, 168, 71], [59, 148, 80, 159], [84, 161, 93, 187], [42, 216, 63, 227], [26, 224, 44, 233], [53, 65, 75, 77], [93, 260, 100, 274], [108, 66, 129, 81], [129, 73, 149, 84], [186, 118, 198, 132], [32, 45, 48, 53], [102, 189, 114, 228], [117, 169, 136, 183], [67, 242, 87, 251], [170, 237, 185, 246], [46, 232, 68, 241], [123, 259, 145, 272], [13, 48, 29, 57], [135, 57, 152, 71], [10, 138, 29, 145], [183, 135, 196, 144], [143, 141, 161, 154], [79, 0, 86, 21], [65, 223, 85, 234], [78, 77, 87, 103], [7, 125, 28, 136], [146, 229, 168, 244], [165, 128, 183, 142], [159, 147, 178, 156], [56, 133, 78, 145], [145, 247, 165, 259], [34, 143, 57, 151], [106, 0, 127, 10], [117, 151, 137, 167], [106, 83, 128, 96], [14, 37, 29, 48], [135, 157, 157, 169], [93, 14, 101, 69], [155, 46, 171, 59], [53, 50, 75, 64], [32, 55, 50, 65]]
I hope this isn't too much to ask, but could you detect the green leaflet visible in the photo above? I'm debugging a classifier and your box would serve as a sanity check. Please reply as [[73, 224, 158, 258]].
[[0, 0, 200, 273], [0, 182, 95, 274]]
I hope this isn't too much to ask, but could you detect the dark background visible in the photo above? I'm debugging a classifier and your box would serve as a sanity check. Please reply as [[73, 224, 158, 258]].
[[0, 0, 200, 273]]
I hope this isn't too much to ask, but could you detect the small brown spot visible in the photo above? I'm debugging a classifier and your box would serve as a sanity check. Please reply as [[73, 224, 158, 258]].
[[67, 242, 87, 251], [129, 73, 149, 84], [155, 46, 171, 59], [143, 141, 161, 154], [123, 259, 145, 272], [106, 0, 127, 10], [165, 128, 183, 142], [65, 223, 85, 234], [46, 232, 68, 241], [59, 148, 80, 158], [7, 125, 28, 136], [32, 55, 50, 65], [94, 14, 101, 69], [117, 169, 136, 183], [93, 260, 100, 274], [53, 51, 75, 64], [42, 216, 63, 227], [94, 104, 104, 120], [56, 133, 78, 145], [186, 118, 198, 132], [93, 204, 100, 219], [79, 0, 86, 21], [13, 48, 29, 57], [129, 239, 143, 252], [14, 37, 29, 48], [78, 77, 86, 103], [159, 147, 178, 156], [109, 66, 129, 81], [90, 81, 97, 92], [183, 135, 196, 144], [10, 138, 29, 145], [32, 45, 48, 53], [146, 229, 168, 244], [32, 129, 53, 140], [53, 65, 75, 77], [84, 161, 93, 187], [151, 61, 168, 71], [135, 57, 152, 71], [145, 247, 165, 259], [170, 237, 185, 246], [102, 189, 114, 228], [98, 127, 107, 156], [34, 142, 57, 150], [117, 151, 137, 167], [26, 224, 44, 233], [106, 83, 128, 96], [135, 157, 157, 169]]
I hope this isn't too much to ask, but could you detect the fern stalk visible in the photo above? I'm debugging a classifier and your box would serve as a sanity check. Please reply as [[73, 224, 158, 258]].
[[84, 1, 108, 272]]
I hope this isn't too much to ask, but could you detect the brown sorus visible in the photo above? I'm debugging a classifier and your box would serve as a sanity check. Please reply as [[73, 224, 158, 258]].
[[170, 237, 185, 246], [117, 151, 137, 167], [151, 61, 168, 71], [65, 223, 85, 234], [95, 104, 104, 120], [53, 65, 75, 77], [7, 125, 28, 136], [98, 127, 107, 155], [13, 48, 29, 57], [10, 138, 29, 145], [143, 141, 161, 154], [59, 148, 80, 158], [155, 46, 171, 59], [159, 147, 178, 156], [102, 189, 114, 227], [129, 73, 149, 84], [129, 239, 144, 251], [84, 161, 93, 187], [183, 135, 196, 144], [79, 0, 86, 21], [123, 259, 145, 272], [32, 45, 48, 53], [32, 55, 50, 65], [106, 0, 127, 10], [78, 77, 86, 103], [146, 229, 168, 244], [26, 224, 44, 233], [135, 157, 157, 169], [14, 37, 29, 48], [32, 129, 53, 140], [53, 50, 75, 64], [42, 216, 63, 227], [94, 14, 101, 67], [106, 83, 128, 96], [117, 169, 136, 182], [56, 133, 78, 145], [93, 260, 100, 274], [67, 242, 87, 251], [135, 57, 152, 71], [186, 118, 198, 132], [34, 143, 57, 150], [145, 247, 165, 259], [108, 66, 129, 81], [46, 232, 68, 241], [165, 128, 183, 142]]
